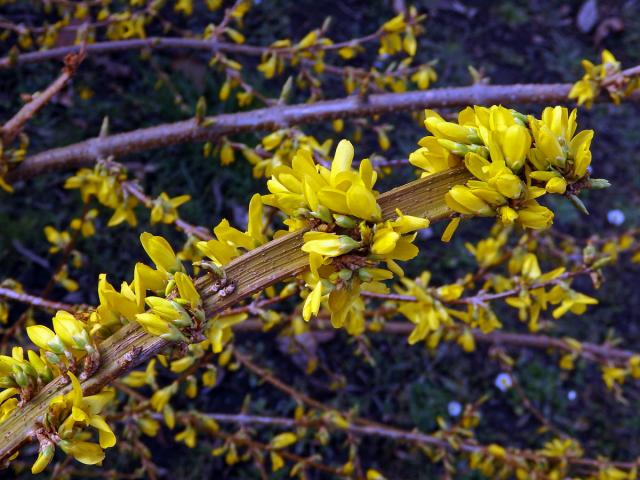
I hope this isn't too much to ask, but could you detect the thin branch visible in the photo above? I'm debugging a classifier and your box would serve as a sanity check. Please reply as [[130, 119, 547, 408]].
[[121, 181, 212, 241], [232, 319, 636, 364], [0, 287, 81, 312], [0, 31, 383, 70], [212, 430, 343, 476], [230, 355, 638, 474], [361, 267, 592, 306], [1, 49, 85, 145], [8, 83, 640, 183]]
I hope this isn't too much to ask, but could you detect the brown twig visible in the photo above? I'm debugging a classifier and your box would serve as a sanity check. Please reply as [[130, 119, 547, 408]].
[[230, 353, 638, 474], [121, 181, 212, 241], [0, 286, 81, 312], [233, 318, 636, 365], [1, 49, 86, 145], [0, 203, 88, 354], [8, 83, 640, 183]]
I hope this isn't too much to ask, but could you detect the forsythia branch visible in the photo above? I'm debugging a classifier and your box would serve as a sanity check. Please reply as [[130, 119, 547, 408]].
[[0, 167, 470, 464]]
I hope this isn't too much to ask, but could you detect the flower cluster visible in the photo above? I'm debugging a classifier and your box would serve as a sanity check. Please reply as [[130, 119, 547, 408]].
[[500, 250, 597, 332], [0, 231, 210, 471], [410, 106, 603, 240], [395, 272, 470, 345], [263, 140, 429, 334], [65, 162, 191, 227], [245, 129, 333, 179], [196, 193, 266, 266], [379, 8, 425, 57], [31, 372, 115, 473], [569, 50, 639, 108]]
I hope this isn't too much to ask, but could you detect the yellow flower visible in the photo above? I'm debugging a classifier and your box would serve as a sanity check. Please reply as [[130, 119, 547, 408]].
[[58, 440, 106, 465], [269, 432, 298, 449], [52, 311, 91, 351], [140, 233, 182, 274], [27, 324, 65, 354], [145, 296, 191, 326], [411, 66, 437, 90], [302, 281, 323, 321], [150, 192, 190, 225], [501, 124, 531, 171], [301, 232, 360, 257], [174, 0, 193, 16], [346, 182, 381, 222], [206, 312, 247, 353], [31, 442, 55, 474], [44, 226, 71, 254], [135, 312, 185, 340], [424, 110, 480, 144], [545, 177, 567, 194], [150, 383, 177, 412], [515, 202, 553, 230], [371, 228, 400, 255], [569, 49, 625, 108], [174, 272, 201, 309], [445, 185, 493, 216], [175, 425, 197, 448], [122, 359, 157, 388], [601, 365, 626, 390], [35, 372, 116, 471], [548, 285, 598, 319], [409, 136, 460, 177]]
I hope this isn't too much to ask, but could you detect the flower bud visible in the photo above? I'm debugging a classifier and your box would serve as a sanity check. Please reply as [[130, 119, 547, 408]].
[[588, 178, 611, 189], [545, 177, 567, 194], [334, 214, 358, 229]]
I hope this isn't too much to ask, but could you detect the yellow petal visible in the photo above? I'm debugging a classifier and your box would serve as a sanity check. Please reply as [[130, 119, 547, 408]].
[[371, 229, 400, 255], [269, 432, 298, 449], [330, 140, 354, 184], [59, 440, 105, 465], [140, 232, 180, 273], [346, 183, 381, 221], [302, 282, 323, 321], [89, 415, 117, 448], [174, 272, 200, 308]]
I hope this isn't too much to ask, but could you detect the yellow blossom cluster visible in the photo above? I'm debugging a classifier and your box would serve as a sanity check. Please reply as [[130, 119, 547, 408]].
[[65, 163, 191, 227], [569, 50, 639, 108], [395, 272, 474, 346], [196, 193, 266, 266], [64, 164, 138, 227], [410, 106, 603, 240], [0, 230, 215, 471], [499, 249, 597, 331], [31, 372, 115, 473], [379, 8, 425, 57], [262, 140, 429, 334], [245, 129, 333, 179], [0, 133, 27, 193], [469, 437, 586, 479]]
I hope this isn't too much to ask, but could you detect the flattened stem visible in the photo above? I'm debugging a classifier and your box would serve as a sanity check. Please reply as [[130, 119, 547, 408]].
[[0, 167, 470, 463]]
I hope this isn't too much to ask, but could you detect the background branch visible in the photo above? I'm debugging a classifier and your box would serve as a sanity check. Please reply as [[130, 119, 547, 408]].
[[9, 83, 640, 183]]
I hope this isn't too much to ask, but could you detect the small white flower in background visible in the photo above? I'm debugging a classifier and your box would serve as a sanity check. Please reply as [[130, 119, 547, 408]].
[[607, 209, 625, 226], [447, 401, 462, 417], [494, 373, 513, 392], [567, 390, 577, 401], [587, 165, 593, 175], [418, 227, 434, 240]]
